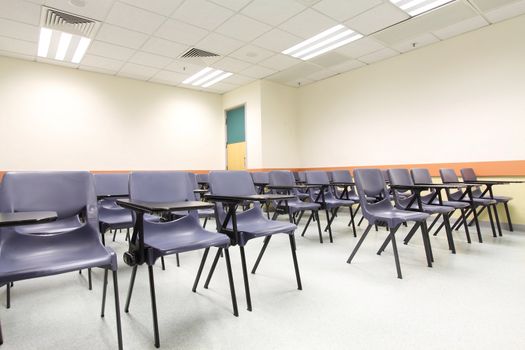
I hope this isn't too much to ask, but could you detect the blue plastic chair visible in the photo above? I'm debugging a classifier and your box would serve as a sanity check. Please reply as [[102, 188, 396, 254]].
[[347, 169, 431, 279], [269, 170, 323, 242], [94, 173, 134, 244], [305, 171, 358, 241], [251, 172, 269, 194], [206, 170, 301, 312], [188, 172, 214, 228], [0, 171, 123, 349], [124, 171, 237, 347]]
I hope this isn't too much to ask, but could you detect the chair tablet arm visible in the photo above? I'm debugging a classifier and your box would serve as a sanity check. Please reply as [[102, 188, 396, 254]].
[[117, 199, 213, 214], [0, 211, 58, 227], [204, 194, 295, 204]]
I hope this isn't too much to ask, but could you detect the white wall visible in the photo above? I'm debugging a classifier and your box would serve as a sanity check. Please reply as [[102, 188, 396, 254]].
[[260, 80, 300, 168], [0, 56, 225, 171], [297, 14, 525, 168]]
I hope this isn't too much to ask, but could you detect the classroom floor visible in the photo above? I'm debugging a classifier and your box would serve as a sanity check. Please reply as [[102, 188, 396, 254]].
[[2, 212, 524, 350]]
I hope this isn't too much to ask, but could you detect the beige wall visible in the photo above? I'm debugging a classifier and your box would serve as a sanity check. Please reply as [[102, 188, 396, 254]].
[[0, 56, 225, 171], [297, 14, 525, 168]]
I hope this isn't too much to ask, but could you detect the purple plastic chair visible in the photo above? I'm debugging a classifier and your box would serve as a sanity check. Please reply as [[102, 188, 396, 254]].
[[124, 171, 237, 347], [305, 171, 358, 241], [461, 167, 513, 232], [206, 170, 301, 312], [196, 173, 209, 189], [388, 169, 457, 254], [411, 168, 472, 243], [269, 170, 323, 242], [251, 172, 269, 194], [0, 171, 123, 349], [188, 172, 214, 228], [94, 173, 134, 244], [347, 169, 431, 279], [440, 168, 498, 242]]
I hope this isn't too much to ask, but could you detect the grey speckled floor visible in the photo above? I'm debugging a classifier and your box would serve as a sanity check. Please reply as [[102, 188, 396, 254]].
[[2, 212, 525, 350]]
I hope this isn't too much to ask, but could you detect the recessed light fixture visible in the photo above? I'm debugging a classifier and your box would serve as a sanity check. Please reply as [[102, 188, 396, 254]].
[[282, 25, 363, 61], [389, 0, 455, 17], [37, 27, 92, 63], [183, 67, 233, 88]]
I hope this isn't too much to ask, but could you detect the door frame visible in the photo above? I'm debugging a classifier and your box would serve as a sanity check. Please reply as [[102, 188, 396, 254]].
[[224, 103, 247, 170]]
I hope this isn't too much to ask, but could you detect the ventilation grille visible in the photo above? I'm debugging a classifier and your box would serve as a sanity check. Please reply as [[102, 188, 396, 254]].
[[180, 48, 220, 59], [41, 6, 99, 37]]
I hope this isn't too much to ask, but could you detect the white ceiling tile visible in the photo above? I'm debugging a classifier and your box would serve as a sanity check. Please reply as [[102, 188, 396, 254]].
[[207, 81, 238, 93], [105, 2, 165, 34], [155, 19, 210, 46], [470, 0, 522, 12], [267, 61, 321, 83], [150, 70, 187, 86], [229, 44, 274, 64], [81, 54, 124, 71], [359, 47, 399, 64], [241, 0, 305, 26], [129, 51, 172, 69], [345, 3, 409, 35], [79, 65, 119, 75], [278, 8, 338, 39], [119, 0, 184, 15], [225, 74, 256, 85], [0, 49, 34, 61], [285, 78, 313, 87], [309, 51, 350, 68], [252, 28, 303, 53], [215, 14, 272, 42], [44, 0, 116, 20], [313, 0, 382, 22], [0, 35, 36, 56], [329, 59, 365, 74], [240, 65, 276, 79], [432, 16, 489, 40], [306, 69, 338, 81], [0, 18, 39, 42], [87, 40, 135, 61], [335, 37, 384, 58], [165, 59, 206, 76], [0, 0, 41, 25], [208, 0, 252, 11], [172, 0, 234, 31], [141, 37, 188, 58], [118, 62, 159, 80], [259, 54, 301, 70], [96, 24, 149, 49], [484, 0, 525, 23], [391, 32, 440, 53], [195, 33, 244, 56], [213, 56, 252, 73]]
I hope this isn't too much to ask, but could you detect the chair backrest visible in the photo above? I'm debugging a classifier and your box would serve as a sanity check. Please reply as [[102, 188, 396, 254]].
[[381, 169, 391, 183], [94, 173, 129, 196], [460, 168, 478, 182], [353, 169, 393, 221], [305, 171, 330, 185], [187, 173, 201, 200], [129, 171, 194, 203], [196, 173, 209, 184], [292, 172, 300, 181], [331, 170, 353, 183], [440, 168, 460, 183], [298, 172, 306, 182], [209, 171, 256, 196], [411, 168, 433, 184], [269, 170, 295, 187], [1, 171, 97, 221], [388, 169, 414, 187], [250, 172, 269, 184]]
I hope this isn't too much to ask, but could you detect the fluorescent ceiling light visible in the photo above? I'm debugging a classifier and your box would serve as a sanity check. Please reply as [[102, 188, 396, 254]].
[[183, 67, 233, 88], [282, 25, 363, 61], [390, 0, 455, 16], [37, 27, 52, 57], [37, 27, 92, 64], [55, 32, 72, 61]]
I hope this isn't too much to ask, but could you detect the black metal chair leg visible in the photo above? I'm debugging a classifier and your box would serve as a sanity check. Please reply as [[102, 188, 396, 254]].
[[421, 221, 434, 263], [88, 268, 92, 290], [126, 228, 130, 241], [460, 209, 471, 243], [251, 236, 271, 274], [492, 204, 502, 236], [347, 224, 372, 263], [427, 214, 441, 233], [487, 205, 497, 237], [452, 208, 471, 231], [6, 283, 10, 309], [112, 229, 117, 242], [204, 249, 222, 289], [161, 257, 165, 271], [323, 207, 339, 232], [148, 265, 160, 348], [357, 215, 365, 227], [239, 246, 252, 311], [471, 204, 483, 243], [466, 207, 485, 227], [124, 265, 138, 313], [324, 209, 333, 243], [377, 234, 391, 255], [112, 270, 124, 350], [315, 211, 323, 243], [389, 230, 403, 279], [101, 269, 108, 317], [296, 210, 304, 225], [101, 231, 106, 246], [403, 222, 420, 245], [349, 206, 357, 237], [301, 212, 314, 237], [203, 217, 208, 228], [192, 248, 210, 292], [443, 214, 456, 254], [504, 202, 513, 231], [176, 253, 180, 267], [223, 248, 238, 317], [289, 234, 302, 290]]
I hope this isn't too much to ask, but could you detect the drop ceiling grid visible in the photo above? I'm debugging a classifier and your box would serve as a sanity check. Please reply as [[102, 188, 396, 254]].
[[0, 0, 524, 93]]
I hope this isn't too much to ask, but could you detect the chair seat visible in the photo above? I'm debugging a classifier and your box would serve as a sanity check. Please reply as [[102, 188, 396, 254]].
[[402, 202, 454, 214], [14, 216, 83, 235], [286, 200, 321, 212], [296, 192, 310, 200], [370, 207, 429, 227], [426, 198, 470, 209], [476, 195, 512, 203], [144, 215, 229, 257], [99, 210, 133, 229], [322, 197, 356, 209], [0, 225, 116, 283]]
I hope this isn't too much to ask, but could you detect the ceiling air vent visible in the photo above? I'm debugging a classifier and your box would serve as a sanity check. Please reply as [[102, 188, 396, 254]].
[[180, 48, 220, 59], [41, 6, 99, 37]]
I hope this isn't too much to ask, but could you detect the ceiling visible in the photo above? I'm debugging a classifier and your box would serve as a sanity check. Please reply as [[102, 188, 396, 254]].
[[0, 0, 524, 94]]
